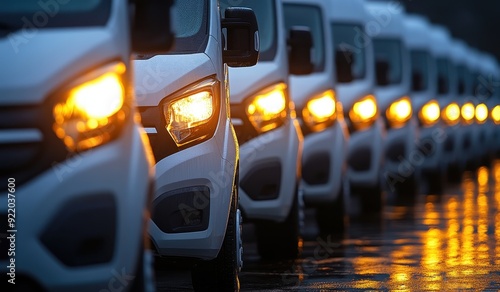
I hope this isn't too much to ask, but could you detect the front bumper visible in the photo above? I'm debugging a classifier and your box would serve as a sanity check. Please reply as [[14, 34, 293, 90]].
[[300, 120, 348, 204], [238, 119, 302, 222], [383, 118, 419, 188], [346, 118, 385, 188], [0, 121, 152, 292], [148, 120, 237, 261]]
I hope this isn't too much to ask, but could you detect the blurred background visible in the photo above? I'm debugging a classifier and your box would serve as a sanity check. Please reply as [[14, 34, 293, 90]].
[[402, 0, 500, 62]]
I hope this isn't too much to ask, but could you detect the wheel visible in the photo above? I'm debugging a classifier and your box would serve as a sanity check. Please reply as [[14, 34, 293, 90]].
[[353, 182, 383, 214], [424, 169, 445, 195], [254, 188, 301, 260], [391, 175, 418, 206], [191, 174, 242, 291], [130, 248, 155, 292], [315, 181, 349, 236]]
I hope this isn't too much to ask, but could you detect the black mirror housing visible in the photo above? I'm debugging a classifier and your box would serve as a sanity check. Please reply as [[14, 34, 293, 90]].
[[375, 59, 390, 86], [131, 0, 175, 54], [222, 7, 260, 67], [335, 49, 354, 83], [288, 26, 314, 75]]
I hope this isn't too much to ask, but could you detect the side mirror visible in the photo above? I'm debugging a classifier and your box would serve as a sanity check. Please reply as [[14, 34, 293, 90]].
[[412, 71, 424, 92], [437, 76, 448, 94], [335, 49, 354, 83], [131, 0, 175, 54], [222, 7, 260, 67], [375, 59, 390, 86], [288, 27, 314, 75]]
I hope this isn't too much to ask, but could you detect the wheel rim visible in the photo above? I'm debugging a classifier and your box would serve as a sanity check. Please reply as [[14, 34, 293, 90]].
[[236, 208, 243, 271]]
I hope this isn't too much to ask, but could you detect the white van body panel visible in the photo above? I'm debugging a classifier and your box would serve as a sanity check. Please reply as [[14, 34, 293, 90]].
[[134, 0, 237, 259], [283, 0, 349, 204], [0, 1, 154, 290], [324, 0, 385, 190], [402, 15, 446, 175]]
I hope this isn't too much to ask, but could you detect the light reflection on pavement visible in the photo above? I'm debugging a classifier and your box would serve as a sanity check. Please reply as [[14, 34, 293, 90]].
[[155, 162, 500, 291], [238, 162, 500, 291]]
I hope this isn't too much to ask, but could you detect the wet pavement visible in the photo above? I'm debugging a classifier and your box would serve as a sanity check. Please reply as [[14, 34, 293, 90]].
[[157, 163, 500, 291]]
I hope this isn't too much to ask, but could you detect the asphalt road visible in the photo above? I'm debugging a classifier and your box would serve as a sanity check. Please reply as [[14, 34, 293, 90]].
[[156, 162, 500, 291]]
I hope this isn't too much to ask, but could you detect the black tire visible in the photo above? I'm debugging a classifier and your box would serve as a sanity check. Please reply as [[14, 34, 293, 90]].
[[425, 170, 445, 195], [315, 184, 348, 236], [391, 175, 418, 206], [254, 191, 301, 260], [353, 183, 383, 214], [191, 178, 240, 291], [130, 248, 155, 292]]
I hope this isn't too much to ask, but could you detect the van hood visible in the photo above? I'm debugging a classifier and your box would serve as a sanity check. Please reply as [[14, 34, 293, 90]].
[[0, 28, 127, 105], [133, 53, 216, 106], [228, 62, 286, 104]]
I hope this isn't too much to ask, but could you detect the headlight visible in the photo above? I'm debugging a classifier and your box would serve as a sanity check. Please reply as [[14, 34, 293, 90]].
[[461, 102, 475, 124], [163, 79, 218, 146], [302, 89, 336, 132], [419, 100, 440, 127], [442, 102, 460, 126], [349, 94, 378, 130], [53, 62, 128, 152], [386, 96, 412, 128], [246, 83, 287, 133], [475, 103, 488, 124], [491, 105, 500, 124]]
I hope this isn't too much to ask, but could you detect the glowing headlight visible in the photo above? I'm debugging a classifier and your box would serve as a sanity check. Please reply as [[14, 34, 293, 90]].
[[461, 102, 475, 124], [419, 100, 440, 126], [349, 94, 378, 130], [491, 105, 500, 124], [442, 102, 460, 126], [246, 83, 287, 133], [302, 90, 336, 131], [386, 96, 412, 127], [475, 103, 488, 124], [164, 79, 218, 146], [53, 62, 127, 151]]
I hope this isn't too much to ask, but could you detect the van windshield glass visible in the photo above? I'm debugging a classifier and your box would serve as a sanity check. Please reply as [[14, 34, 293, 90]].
[[0, 0, 110, 30], [373, 39, 402, 86], [284, 4, 324, 72], [410, 51, 430, 92], [332, 23, 366, 82], [222, 0, 277, 61], [169, 0, 207, 53]]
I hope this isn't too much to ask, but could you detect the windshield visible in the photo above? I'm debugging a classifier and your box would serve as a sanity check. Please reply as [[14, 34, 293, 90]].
[[221, 0, 277, 61], [373, 39, 403, 86], [436, 58, 451, 95], [332, 23, 366, 82], [0, 0, 110, 30], [284, 4, 324, 72], [410, 50, 430, 92], [169, 0, 207, 53]]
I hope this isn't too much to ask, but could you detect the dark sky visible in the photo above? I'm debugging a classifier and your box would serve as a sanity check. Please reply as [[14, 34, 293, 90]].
[[401, 0, 500, 62]]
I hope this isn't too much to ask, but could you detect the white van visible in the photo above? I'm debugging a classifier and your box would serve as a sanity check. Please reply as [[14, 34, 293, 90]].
[[0, 0, 173, 291], [476, 52, 499, 164], [325, 0, 386, 212], [283, 0, 350, 234], [224, 0, 311, 259], [365, 2, 419, 199], [134, 0, 258, 289], [450, 41, 480, 174], [402, 15, 447, 193]]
